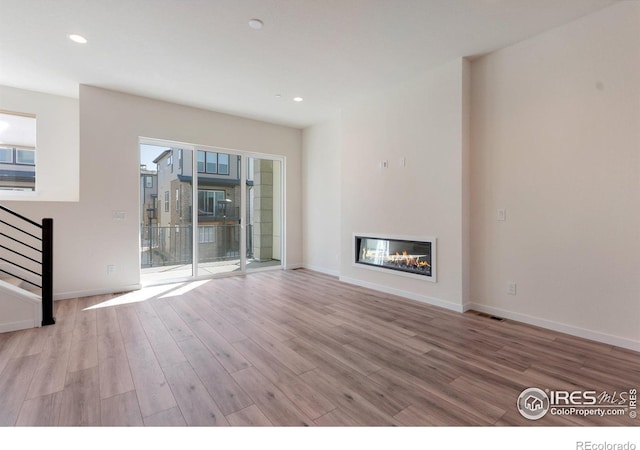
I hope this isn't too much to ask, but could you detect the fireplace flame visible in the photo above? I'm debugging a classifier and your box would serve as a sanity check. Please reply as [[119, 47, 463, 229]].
[[383, 250, 430, 268]]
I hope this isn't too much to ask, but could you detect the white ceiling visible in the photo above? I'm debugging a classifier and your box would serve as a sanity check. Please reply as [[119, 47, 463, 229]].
[[0, 0, 619, 129]]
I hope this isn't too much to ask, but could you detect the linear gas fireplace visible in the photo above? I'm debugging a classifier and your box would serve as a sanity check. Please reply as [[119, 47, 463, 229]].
[[354, 234, 436, 281]]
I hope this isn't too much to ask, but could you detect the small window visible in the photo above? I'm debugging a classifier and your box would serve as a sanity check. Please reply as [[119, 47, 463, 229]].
[[167, 152, 173, 174], [0, 148, 13, 163], [206, 152, 217, 174], [145, 176, 153, 188], [218, 153, 229, 175], [197, 151, 205, 173], [198, 226, 216, 243], [15, 149, 35, 165], [175, 188, 180, 213], [164, 191, 169, 212]]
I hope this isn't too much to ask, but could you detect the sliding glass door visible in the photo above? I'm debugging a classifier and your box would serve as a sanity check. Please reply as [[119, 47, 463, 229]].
[[139, 140, 283, 285], [196, 152, 242, 275], [140, 143, 193, 283]]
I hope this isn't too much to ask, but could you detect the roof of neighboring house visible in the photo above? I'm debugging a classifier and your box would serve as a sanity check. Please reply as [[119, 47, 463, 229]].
[[153, 149, 172, 164]]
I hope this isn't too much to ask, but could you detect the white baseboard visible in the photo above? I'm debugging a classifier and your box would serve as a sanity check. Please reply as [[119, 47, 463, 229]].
[[0, 279, 40, 304], [285, 263, 303, 270], [0, 318, 39, 333], [339, 275, 465, 313], [468, 303, 640, 352], [54, 284, 142, 301], [302, 264, 340, 277]]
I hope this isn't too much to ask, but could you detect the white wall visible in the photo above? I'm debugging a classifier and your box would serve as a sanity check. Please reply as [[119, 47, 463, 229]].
[[339, 58, 470, 311], [470, 2, 640, 348], [0, 86, 79, 202], [302, 117, 342, 276], [3, 85, 302, 299]]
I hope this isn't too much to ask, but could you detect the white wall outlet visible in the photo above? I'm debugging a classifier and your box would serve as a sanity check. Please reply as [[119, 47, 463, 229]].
[[107, 264, 116, 275], [382, 160, 389, 169], [112, 210, 127, 221], [506, 281, 517, 295], [400, 157, 406, 167], [497, 208, 506, 221]]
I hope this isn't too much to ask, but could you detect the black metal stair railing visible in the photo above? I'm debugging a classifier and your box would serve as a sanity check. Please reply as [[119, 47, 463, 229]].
[[0, 204, 55, 326]]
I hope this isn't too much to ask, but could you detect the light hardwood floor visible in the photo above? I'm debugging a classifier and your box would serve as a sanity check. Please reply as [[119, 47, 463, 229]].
[[0, 269, 638, 426]]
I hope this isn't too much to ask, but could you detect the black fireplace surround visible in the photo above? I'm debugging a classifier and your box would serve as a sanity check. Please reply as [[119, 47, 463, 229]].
[[355, 235, 433, 278]]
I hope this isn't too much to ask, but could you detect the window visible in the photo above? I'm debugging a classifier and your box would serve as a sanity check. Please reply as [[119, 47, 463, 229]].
[[16, 149, 35, 165], [197, 150, 230, 175], [218, 153, 229, 175], [164, 191, 169, 212], [197, 151, 205, 173], [0, 111, 36, 192], [206, 152, 217, 174], [198, 190, 225, 215], [167, 152, 173, 173], [145, 176, 153, 188], [0, 148, 13, 163], [175, 188, 180, 213], [247, 157, 254, 181], [198, 226, 216, 243]]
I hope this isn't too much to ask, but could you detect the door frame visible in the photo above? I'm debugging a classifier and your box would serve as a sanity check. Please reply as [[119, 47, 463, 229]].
[[139, 137, 285, 286]]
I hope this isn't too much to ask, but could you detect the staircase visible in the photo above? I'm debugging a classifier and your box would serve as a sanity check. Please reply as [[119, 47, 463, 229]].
[[0, 205, 54, 333], [0, 273, 41, 294]]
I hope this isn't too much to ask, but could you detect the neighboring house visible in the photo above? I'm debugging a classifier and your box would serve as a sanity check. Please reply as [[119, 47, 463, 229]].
[[150, 148, 244, 265], [0, 147, 36, 191], [139, 165, 158, 227]]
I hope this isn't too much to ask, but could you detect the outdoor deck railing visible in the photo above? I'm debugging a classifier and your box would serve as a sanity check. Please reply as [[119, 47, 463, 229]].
[[141, 224, 251, 268]]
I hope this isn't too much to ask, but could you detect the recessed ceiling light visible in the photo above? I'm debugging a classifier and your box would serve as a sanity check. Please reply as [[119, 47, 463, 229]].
[[293, 97, 304, 102], [69, 34, 87, 44], [248, 19, 264, 30]]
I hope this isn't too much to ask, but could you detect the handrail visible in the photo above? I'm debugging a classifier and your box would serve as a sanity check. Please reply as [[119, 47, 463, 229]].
[[0, 205, 55, 327], [0, 205, 42, 228]]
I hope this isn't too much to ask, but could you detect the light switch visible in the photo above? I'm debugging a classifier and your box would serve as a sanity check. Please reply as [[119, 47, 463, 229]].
[[112, 211, 127, 221], [497, 209, 506, 221]]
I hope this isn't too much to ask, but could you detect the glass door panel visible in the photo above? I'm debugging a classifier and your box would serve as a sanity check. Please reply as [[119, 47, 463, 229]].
[[140, 143, 193, 284], [196, 153, 242, 275], [141, 141, 284, 284], [246, 157, 283, 271]]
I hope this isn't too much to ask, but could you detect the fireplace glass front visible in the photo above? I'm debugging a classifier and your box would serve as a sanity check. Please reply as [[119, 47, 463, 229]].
[[355, 236, 433, 278]]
